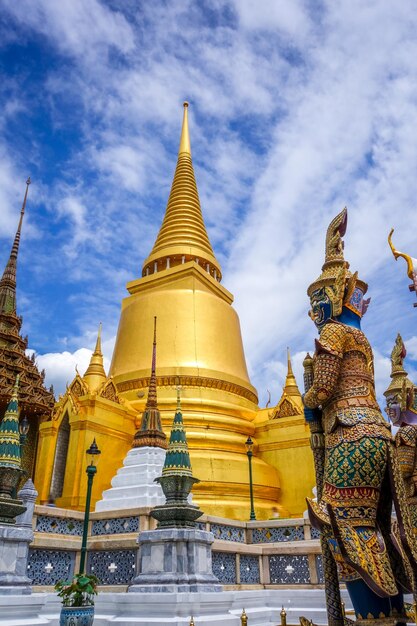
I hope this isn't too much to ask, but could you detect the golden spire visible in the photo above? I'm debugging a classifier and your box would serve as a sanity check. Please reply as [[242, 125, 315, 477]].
[[284, 348, 301, 397], [0, 178, 30, 315], [270, 349, 303, 419], [142, 102, 222, 281], [83, 323, 107, 393]]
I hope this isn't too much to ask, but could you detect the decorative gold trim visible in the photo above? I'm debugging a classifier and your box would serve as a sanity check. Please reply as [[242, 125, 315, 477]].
[[116, 375, 258, 404]]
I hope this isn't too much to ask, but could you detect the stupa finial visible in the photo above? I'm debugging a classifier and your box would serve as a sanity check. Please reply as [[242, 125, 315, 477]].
[[178, 101, 191, 156]]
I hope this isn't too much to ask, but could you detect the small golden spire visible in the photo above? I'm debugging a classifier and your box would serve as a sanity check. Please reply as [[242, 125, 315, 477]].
[[83, 323, 107, 393], [178, 102, 191, 156], [284, 348, 301, 397]]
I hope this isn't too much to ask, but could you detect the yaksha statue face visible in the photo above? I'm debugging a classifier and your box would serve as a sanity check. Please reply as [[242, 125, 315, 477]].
[[309, 286, 333, 331], [385, 394, 402, 426]]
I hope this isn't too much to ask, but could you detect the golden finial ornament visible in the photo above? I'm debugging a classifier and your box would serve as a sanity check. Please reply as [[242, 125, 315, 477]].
[[179, 101, 191, 155], [388, 228, 416, 280], [280, 606, 287, 626], [240, 608, 248, 626], [189, 616, 195, 626]]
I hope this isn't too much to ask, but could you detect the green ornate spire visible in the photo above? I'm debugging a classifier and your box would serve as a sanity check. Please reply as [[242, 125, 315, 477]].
[[152, 385, 202, 528], [0, 376, 21, 469], [162, 386, 192, 476]]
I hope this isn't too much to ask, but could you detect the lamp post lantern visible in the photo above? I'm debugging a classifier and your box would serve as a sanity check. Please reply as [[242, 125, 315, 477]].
[[245, 436, 256, 520], [79, 439, 101, 574]]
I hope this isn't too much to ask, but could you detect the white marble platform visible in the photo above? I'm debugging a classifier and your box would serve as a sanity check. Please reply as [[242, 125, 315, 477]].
[[4, 588, 351, 626], [95, 447, 166, 512]]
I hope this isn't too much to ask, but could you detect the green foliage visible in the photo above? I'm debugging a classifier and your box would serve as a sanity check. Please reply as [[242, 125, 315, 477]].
[[55, 573, 98, 607]]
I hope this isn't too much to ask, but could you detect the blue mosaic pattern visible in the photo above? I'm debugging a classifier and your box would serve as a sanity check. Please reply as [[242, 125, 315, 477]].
[[35, 515, 83, 536], [315, 554, 324, 583], [27, 549, 75, 585], [91, 516, 139, 536], [195, 522, 206, 531], [239, 555, 260, 584], [210, 524, 245, 543], [269, 555, 310, 584], [252, 525, 304, 543], [212, 552, 236, 584], [311, 527, 321, 539], [59, 606, 94, 626], [87, 550, 136, 584]]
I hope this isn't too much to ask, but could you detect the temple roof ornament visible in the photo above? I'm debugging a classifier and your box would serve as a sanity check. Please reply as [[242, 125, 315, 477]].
[[0, 178, 54, 420], [132, 317, 167, 449], [142, 102, 222, 281], [270, 349, 303, 419], [388, 228, 417, 306], [384, 333, 413, 408], [83, 323, 107, 393]]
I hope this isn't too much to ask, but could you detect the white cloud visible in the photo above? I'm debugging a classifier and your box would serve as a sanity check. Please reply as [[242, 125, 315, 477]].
[[2, 0, 135, 60], [32, 342, 113, 397]]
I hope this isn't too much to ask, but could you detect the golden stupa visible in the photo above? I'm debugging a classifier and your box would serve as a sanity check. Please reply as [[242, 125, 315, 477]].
[[33, 103, 315, 519], [110, 102, 280, 519]]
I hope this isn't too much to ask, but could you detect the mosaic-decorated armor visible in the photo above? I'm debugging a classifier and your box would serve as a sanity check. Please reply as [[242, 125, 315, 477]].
[[304, 208, 417, 625], [385, 334, 417, 533]]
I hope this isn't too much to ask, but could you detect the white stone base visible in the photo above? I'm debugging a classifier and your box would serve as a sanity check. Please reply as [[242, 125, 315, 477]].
[[95, 447, 166, 512]]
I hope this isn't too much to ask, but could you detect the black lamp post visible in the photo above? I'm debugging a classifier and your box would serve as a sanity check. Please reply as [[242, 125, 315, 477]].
[[245, 436, 256, 520], [79, 439, 101, 574]]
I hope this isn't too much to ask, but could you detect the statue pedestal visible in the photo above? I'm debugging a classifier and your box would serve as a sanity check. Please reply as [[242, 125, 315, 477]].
[[128, 528, 222, 593], [95, 447, 166, 512], [0, 525, 33, 595]]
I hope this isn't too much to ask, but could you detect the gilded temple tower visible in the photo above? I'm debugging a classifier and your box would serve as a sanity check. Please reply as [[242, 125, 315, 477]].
[[110, 103, 280, 519]]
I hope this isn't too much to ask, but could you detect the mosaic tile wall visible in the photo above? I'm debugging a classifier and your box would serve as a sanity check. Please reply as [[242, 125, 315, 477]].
[[27, 549, 75, 585], [239, 554, 260, 584], [269, 555, 310, 584], [91, 516, 139, 536], [212, 552, 237, 584], [87, 550, 136, 585], [210, 524, 245, 543], [35, 515, 83, 536], [252, 526, 304, 543]]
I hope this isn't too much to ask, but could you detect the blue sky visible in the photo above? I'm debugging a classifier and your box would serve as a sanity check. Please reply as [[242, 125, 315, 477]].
[[1, 0, 417, 408]]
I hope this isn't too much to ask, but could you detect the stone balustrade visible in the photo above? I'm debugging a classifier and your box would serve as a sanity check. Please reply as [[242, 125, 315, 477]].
[[28, 505, 323, 589]]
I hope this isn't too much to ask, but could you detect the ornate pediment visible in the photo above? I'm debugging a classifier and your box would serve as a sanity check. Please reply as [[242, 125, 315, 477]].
[[99, 379, 119, 404], [270, 397, 299, 419]]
